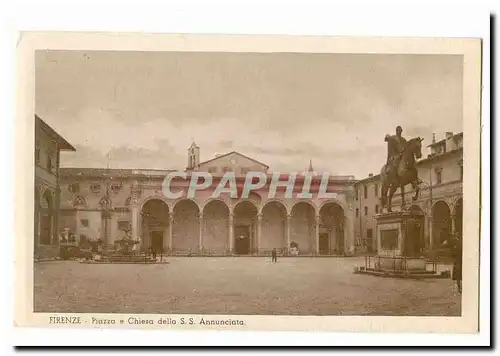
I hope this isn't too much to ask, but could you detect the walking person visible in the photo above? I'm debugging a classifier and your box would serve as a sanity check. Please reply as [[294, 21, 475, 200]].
[[451, 233, 463, 295], [271, 248, 278, 263]]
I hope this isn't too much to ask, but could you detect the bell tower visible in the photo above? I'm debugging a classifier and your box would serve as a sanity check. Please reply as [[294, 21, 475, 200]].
[[187, 142, 200, 170]]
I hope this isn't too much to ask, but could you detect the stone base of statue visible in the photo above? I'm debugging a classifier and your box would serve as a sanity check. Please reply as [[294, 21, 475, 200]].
[[354, 210, 446, 279]]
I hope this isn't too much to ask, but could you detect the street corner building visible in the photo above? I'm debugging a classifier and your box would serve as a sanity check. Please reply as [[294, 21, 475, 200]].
[[34, 115, 76, 259], [56, 143, 358, 257], [353, 132, 464, 255]]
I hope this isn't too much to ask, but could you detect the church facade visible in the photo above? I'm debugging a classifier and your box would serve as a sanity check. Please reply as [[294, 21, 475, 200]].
[[58, 144, 357, 256]]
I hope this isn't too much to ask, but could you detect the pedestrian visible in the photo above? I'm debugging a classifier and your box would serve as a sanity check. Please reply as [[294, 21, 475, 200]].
[[271, 248, 278, 263], [451, 233, 463, 295]]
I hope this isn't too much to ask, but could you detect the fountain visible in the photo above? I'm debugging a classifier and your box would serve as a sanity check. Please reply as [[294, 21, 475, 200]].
[[81, 231, 168, 264]]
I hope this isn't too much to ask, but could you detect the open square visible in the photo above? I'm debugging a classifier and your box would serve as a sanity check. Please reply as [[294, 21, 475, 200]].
[[34, 257, 461, 316]]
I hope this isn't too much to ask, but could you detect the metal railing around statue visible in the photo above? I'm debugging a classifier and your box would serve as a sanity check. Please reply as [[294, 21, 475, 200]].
[[363, 255, 438, 275]]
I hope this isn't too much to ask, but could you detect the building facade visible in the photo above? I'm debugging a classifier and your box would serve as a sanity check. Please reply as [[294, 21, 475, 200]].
[[354, 132, 463, 253], [34, 115, 75, 258], [58, 146, 358, 256]]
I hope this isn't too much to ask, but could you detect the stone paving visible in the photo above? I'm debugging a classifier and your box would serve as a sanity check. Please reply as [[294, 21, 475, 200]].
[[34, 257, 461, 316]]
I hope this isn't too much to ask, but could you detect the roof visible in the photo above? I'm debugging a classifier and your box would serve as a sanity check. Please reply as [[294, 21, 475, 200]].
[[427, 132, 463, 148], [59, 167, 175, 179], [197, 151, 270, 169], [36, 115, 76, 151]]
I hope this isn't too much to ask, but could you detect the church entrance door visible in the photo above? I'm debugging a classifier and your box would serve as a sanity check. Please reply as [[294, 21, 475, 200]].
[[234, 225, 250, 255]]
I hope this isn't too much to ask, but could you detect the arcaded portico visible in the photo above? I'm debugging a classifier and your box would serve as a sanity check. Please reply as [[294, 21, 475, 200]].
[[132, 195, 353, 256], [58, 148, 357, 256]]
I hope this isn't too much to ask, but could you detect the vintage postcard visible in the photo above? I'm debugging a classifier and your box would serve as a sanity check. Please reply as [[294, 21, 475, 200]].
[[14, 32, 482, 335]]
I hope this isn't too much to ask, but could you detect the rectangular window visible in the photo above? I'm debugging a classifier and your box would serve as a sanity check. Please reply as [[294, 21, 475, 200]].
[[355, 189, 359, 201], [375, 205, 379, 214], [47, 156, 52, 173], [356, 208, 359, 218], [435, 168, 442, 184], [364, 206, 368, 216], [363, 185, 368, 199], [374, 184, 379, 197]]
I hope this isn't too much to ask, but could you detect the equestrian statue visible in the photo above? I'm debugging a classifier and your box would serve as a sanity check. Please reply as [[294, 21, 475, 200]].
[[380, 126, 424, 213]]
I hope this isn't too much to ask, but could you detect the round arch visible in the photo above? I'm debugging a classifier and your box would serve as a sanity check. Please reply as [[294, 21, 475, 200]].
[[410, 204, 424, 212], [232, 199, 259, 214], [290, 200, 316, 255], [452, 197, 463, 216], [432, 200, 452, 246], [232, 200, 259, 255], [318, 201, 345, 255], [260, 199, 288, 215], [39, 189, 54, 245], [317, 199, 347, 215], [202, 199, 230, 254], [138, 194, 172, 212], [290, 200, 317, 216], [172, 198, 201, 214], [201, 198, 230, 214], [260, 199, 288, 253], [453, 197, 463, 238], [140, 198, 170, 253], [172, 198, 201, 254]]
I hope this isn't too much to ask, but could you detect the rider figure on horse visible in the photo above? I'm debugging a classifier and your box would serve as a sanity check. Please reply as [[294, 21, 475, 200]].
[[384, 125, 407, 175]]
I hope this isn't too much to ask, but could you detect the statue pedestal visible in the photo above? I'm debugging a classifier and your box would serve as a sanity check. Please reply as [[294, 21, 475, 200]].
[[375, 210, 425, 260], [354, 210, 446, 278]]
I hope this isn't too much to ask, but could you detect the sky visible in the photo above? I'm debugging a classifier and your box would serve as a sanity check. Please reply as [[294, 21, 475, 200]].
[[35, 50, 463, 179]]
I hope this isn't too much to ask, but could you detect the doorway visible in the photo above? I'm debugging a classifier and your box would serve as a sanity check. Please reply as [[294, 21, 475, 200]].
[[151, 231, 164, 252], [234, 225, 250, 255], [319, 233, 329, 255]]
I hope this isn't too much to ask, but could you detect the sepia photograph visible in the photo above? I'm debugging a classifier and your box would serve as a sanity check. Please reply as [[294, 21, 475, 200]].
[[13, 32, 482, 335]]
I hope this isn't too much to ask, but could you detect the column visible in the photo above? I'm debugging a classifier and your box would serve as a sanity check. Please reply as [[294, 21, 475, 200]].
[[315, 215, 320, 255], [345, 211, 355, 255], [131, 206, 139, 241], [331, 228, 336, 255], [106, 215, 114, 247], [286, 213, 291, 251], [228, 212, 234, 254], [257, 213, 262, 255], [429, 214, 433, 249], [168, 212, 174, 251], [54, 187, 61, 246], [199, 213, 204, 254], [451, 213, 456, 236]]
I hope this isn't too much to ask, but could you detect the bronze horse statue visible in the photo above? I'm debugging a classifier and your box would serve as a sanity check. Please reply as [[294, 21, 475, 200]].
[[380, 137, 424, 213]]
